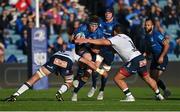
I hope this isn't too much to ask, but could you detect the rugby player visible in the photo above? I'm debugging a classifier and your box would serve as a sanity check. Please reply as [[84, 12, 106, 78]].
[[71, 15, 105, 101], [4, 49, 107, 102], [88, 8, 120, 100], [144, 18, 171, 99]]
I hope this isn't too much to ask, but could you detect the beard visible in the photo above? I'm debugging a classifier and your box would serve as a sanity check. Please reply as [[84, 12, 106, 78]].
[[145, 27, 153, 34]]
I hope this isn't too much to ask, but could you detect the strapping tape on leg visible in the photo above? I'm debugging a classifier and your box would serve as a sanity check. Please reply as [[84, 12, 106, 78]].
[[37, 68, 46, 78]]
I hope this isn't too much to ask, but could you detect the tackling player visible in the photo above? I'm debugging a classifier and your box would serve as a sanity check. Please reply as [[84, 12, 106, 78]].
[[144, 18, 171, 99], [4, 49, 106, 102], [75, 25, 164, 102]]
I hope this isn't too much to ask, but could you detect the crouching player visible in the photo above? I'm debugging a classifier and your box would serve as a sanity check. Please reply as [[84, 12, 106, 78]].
[[4, 49, 107, 102]]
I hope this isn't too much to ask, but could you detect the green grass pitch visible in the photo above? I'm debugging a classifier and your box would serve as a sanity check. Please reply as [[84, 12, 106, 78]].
[[0, 86, 180, 111]]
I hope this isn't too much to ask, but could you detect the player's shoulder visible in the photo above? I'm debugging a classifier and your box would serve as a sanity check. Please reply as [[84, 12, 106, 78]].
[[99, 18, 105, 27], [112, 18, 119, 24], [153, 30, 165, 40], [118, 34, 129, 38], [99, 18, 104, 23], [153, 30, 162, 36]]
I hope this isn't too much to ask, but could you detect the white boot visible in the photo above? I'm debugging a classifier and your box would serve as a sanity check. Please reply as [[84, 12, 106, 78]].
[[97, 91, 104, 100], [120, 95, 135, 102], [71, 93, 77, 101], [87, 87, 96, 98], [156, 94, 164, 100]]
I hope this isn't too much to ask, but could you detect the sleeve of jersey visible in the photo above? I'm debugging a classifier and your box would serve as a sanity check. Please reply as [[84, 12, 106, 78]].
[[157, 33, 165, 43], [108, 36, 117, 45]]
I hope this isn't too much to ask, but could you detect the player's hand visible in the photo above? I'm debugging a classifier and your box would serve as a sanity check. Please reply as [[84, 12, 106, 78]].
[[75, 38, 88, 44], [158, 56, 164, 64]]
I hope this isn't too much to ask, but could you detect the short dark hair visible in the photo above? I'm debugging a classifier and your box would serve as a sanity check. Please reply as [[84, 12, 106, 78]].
[[113, 25, 122, 34], [145, 18, 155, 25], [89, 15, 99, 25], [105, 8, 114, 15]]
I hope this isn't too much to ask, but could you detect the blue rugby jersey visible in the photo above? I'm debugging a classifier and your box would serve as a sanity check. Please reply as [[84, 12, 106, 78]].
[[73, 24, 104, 39], [99, 18, 119, 38], [145, 30, 167, 55]]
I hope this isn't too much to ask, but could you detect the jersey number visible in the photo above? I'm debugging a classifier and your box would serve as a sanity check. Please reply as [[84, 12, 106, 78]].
[[129, 40, 137, 52]]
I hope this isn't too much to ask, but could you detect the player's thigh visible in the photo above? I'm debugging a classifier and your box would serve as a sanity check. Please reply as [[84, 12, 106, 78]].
[[44, 55, 73, 74]]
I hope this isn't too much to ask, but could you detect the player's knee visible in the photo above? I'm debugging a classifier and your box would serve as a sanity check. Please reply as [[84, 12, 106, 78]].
[[81, 71, 91, 82], [113, 75, 119, 83], [113, 72, 125, 83], [64, 75, 74, 86], [37, 68, 46, 78], [81, 76, 89, 82]]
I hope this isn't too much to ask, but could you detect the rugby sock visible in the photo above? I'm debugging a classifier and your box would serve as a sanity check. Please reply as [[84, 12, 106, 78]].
[[58, 84, 68, 94], [99, 76, 108, 91], [92, 72, 98, 88], [123, 88, 133, 97], [13, 82, 31, 96], [157, 79, 166, 91], [155, 89, 160, 95], [74, 79, 86, 93]]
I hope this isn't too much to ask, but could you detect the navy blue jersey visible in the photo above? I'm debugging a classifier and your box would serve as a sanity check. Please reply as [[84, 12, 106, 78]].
[[74, 24, 104, 39], [98, 18, 119, 65], [145, 30, 166, 55], [99, 18, 119, 38], [73, 24, 104, 55], [43, 50, 80, 76]]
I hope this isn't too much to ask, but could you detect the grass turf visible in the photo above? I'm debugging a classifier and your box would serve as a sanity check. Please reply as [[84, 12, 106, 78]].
[[0, 86, 180, 111]]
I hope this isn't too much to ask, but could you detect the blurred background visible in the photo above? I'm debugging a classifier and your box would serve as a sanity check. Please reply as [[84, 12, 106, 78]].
[[0, 0, 179, 88]]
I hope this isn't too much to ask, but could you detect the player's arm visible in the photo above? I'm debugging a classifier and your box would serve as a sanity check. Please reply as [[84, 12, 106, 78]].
[[73, 50, 107, 77], [160, 38, 170, 57], [75, 38, 111, 46], [79, 57, 107, 77], [158, 38, 170, 63], [142, 38, 151, 58]]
